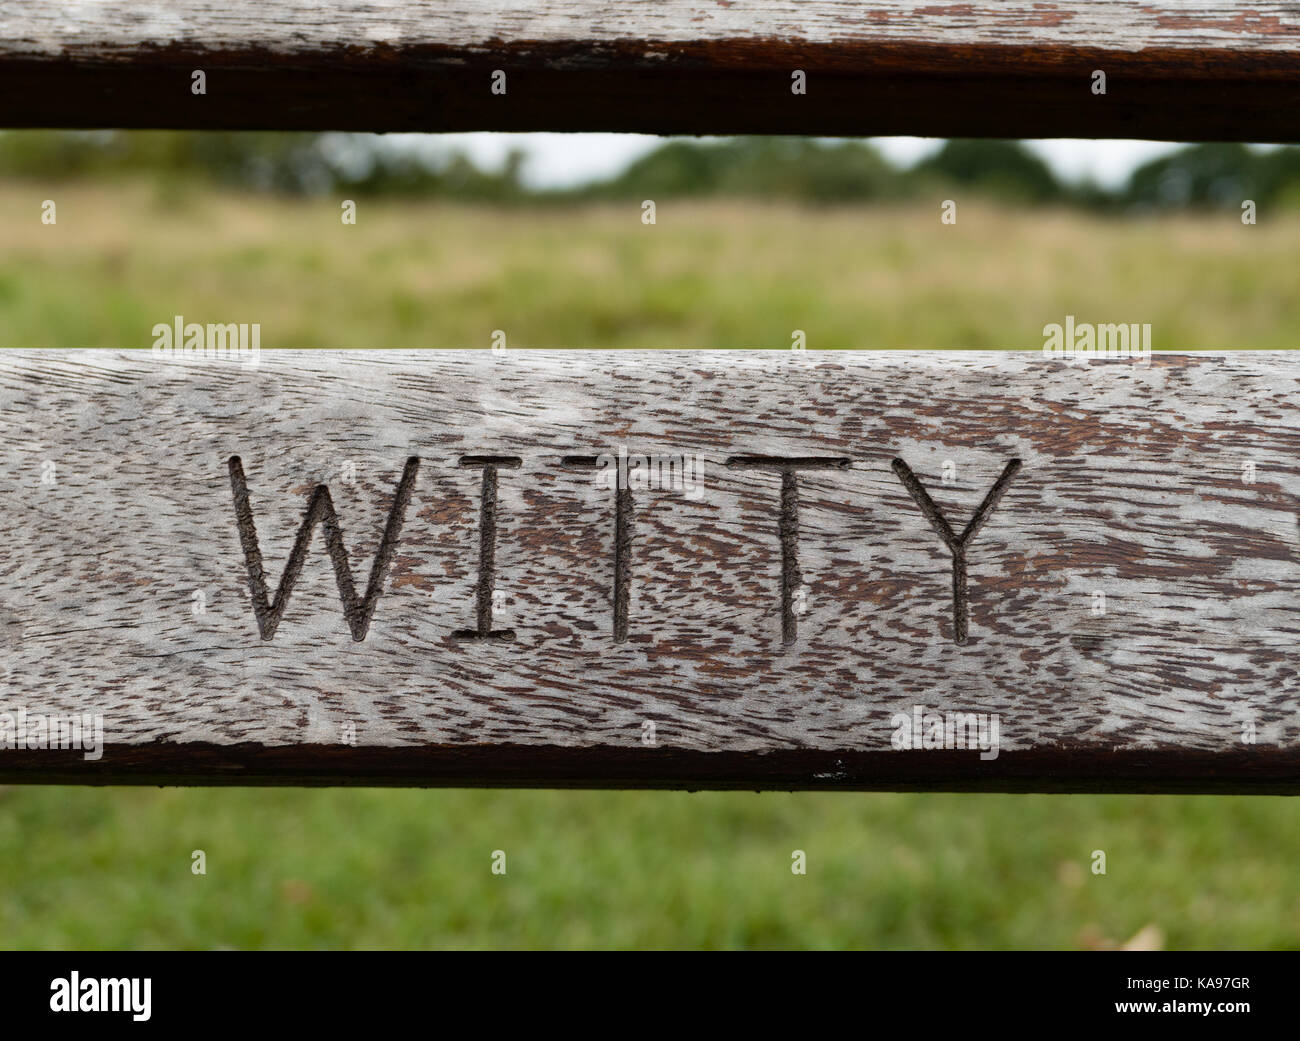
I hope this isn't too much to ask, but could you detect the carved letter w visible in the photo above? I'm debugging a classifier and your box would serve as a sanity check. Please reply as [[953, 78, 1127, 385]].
[[227, 456, 420, 641]]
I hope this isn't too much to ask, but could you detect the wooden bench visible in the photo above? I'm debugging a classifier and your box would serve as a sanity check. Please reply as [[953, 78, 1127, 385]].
[[5, 2, 1300, 139], [1, 2, 1298, 793]]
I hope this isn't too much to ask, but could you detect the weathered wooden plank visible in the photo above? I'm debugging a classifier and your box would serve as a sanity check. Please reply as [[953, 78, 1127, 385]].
[[0, 348, 1297, 791], [4, 2, 1300, 139]]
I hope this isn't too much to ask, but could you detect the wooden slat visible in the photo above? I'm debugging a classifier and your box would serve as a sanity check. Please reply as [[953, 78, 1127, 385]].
[[0, 348, 1297, 792], [3, 2, 1300, 138]]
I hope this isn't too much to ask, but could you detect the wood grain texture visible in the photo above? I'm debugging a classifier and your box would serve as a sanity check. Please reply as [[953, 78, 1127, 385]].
[[5, 2, 1300, 138], [0, 348, 1297, 791]]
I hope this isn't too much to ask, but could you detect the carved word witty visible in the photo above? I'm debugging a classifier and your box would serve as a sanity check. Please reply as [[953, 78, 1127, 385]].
[[227, 454, 1021, 646]]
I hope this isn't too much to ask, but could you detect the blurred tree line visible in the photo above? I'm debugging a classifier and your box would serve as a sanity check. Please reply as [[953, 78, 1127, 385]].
[[1, 130, 1297, 211]]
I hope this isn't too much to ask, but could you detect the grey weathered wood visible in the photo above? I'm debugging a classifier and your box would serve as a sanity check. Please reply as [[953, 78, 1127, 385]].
[[0, 348, 1297, 791], [10, 1, 1300, 55], [5, 1, 1300, 138]]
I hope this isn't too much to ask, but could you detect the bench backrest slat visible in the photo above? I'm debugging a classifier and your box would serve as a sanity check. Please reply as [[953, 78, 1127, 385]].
[[0, 349, 1296, 792], [3, 1, 1300, 138]]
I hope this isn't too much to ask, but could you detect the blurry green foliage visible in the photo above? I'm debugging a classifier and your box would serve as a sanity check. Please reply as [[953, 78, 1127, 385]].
[[1124, 142, 1300, 211], [912, 139, 1062, 204], [588, 137, 909, 202], [0, 130, 528, 200], [4, 130, 1300, 212]]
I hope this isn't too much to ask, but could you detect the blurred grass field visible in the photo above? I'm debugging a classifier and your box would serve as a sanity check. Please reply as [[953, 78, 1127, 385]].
[[1, 182, 1297, 950], [3, 182, 1300, 348]]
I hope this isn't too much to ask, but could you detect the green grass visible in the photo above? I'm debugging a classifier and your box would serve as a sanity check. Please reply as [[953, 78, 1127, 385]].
[[3, 183, 1300, 348], [0, 182, 1297, 949], [2, 787, 1296, 950]]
